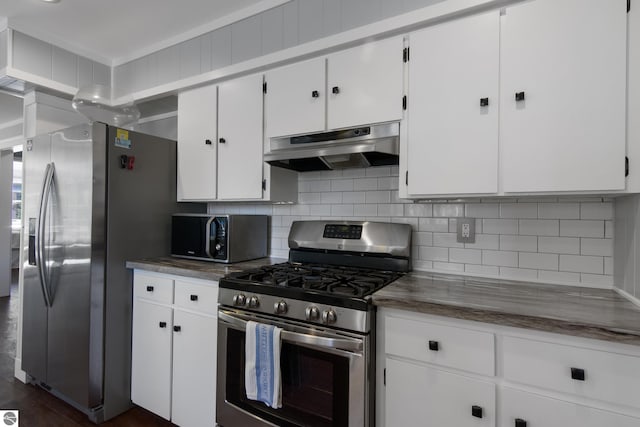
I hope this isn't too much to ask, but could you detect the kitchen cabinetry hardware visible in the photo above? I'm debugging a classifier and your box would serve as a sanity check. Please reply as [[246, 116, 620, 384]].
[[205, 139, 212, 145], [515, 418, 527, 427], [428, 340, 439, 351], [263, 82, 267, 93], [626, 156, 630, 177], [146, 286, 154, 292], [173, 325, 181, 332], [262, 179, 267, 191], [190, 295, 198, 301], [332, 86, 340, 94], [218, 138, 226, 144], [480, 97, 489, 106], [515, 91, 525, 101], [159, 322, 167, 328], [403, 47, 410, 62], [570, 367, 585, 381], [402, 95, 407, 110], [312, 90, 319, 98], [405, 171, 408, 185], [471, 405, 483, 418]]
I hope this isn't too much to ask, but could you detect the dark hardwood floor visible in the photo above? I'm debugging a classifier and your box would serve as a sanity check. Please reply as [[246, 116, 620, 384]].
[[0, 269, 175, 426]]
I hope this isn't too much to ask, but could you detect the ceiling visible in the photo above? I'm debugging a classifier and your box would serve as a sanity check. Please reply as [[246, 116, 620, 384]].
[[0, 0, 276, 64]]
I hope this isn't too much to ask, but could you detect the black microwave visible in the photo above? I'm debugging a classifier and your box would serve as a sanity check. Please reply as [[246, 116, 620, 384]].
[[171, 214, 268, 263]]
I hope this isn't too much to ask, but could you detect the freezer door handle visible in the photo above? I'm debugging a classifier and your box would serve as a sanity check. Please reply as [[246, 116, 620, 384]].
[[36, 162, 55, 307]]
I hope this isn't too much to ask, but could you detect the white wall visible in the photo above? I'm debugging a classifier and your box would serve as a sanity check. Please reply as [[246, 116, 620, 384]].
[[0, 149, 12, 297], [210, 167, 615, 289]]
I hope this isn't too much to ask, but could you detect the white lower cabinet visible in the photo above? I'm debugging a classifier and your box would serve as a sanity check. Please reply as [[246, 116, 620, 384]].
[[131, 271, 218, 427]]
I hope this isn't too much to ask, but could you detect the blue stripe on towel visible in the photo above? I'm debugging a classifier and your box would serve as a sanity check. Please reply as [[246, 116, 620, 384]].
[[255, 323, 275, 406]]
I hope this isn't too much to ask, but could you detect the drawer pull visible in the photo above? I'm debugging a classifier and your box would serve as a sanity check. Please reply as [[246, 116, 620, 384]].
[[515, 419, 527, 427], [173, 325, 181, 332], [159, 322, 167, 328], [190, 294, 198, 301], [428, 340, 439, 351], [146, 285, 154, 292], [480, 97, 489, 107], [570, 367, 585, 381], [515, 91, 525, 102], [471, 405, 483, 418]]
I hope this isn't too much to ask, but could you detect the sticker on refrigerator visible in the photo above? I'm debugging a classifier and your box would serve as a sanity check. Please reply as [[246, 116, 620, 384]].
[[114, 129, 131, 149]]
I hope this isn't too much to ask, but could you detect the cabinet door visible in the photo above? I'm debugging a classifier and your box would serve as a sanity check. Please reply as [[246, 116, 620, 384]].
[[177, 84, 217, 201], [407, 12, 499, 196], [171, 309, 218, 427], [500, 0, 626, 193], [501, 387, 640, 427], [217, 74, 264, 200], [265, 57, 326, 138], [386, 358, 495, 427], [131, 300, 173, 420], [327, 36, 404, 130]]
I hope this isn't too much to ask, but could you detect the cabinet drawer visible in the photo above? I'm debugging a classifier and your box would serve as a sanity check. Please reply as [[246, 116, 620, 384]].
[[134, 273, 173, 304], [174, 280, 218, 315], [385, 315, 495, 376], [500, 387, 640, 427], [503, 336, 640, 410]]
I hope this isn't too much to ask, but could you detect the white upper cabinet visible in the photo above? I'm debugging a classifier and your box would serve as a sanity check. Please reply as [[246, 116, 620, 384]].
[[177, 84, 217, 201], [217, 74, 265, 200], [327, 36, 404, 130], [406, 11, 500, 197], [265, 57, 326, 138], [500, 0, 627, 193]]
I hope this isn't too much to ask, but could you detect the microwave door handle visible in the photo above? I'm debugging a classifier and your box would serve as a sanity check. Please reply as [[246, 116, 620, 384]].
[[205, 216, 215, 257], [218, 311, 363, 353], [36, 163, 54, 308]]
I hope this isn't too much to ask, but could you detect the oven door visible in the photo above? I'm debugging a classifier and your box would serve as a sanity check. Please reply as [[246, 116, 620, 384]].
[[217, 308, 369, 427]]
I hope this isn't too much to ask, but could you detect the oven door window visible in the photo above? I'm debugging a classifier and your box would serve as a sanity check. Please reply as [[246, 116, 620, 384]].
[[226, 329, 350, 427]]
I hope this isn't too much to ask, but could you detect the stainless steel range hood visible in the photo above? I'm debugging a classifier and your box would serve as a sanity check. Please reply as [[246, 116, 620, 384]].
[[264, 122, 399, 172]]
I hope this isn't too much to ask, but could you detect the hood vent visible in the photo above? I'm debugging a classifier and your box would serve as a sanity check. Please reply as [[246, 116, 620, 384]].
[[264, 122, 399, 172]]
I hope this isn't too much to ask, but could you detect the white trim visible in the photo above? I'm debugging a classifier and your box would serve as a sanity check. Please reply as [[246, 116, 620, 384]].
[[615, 287, 640, 309], [112, 0, 293, 66], [0, 118, 23, 131], [14, 359, 27, 384], [6, 65, 77, 96], [137, 111, 177, 124], [112, 0, 520, 105], [0, 18, 7, 32]]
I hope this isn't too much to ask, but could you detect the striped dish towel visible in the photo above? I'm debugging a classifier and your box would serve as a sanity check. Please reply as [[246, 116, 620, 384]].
[[245, 321, 282, 409]]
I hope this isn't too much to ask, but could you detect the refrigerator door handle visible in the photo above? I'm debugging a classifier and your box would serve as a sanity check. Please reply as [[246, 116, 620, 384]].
[[36, 162, 55, 308]]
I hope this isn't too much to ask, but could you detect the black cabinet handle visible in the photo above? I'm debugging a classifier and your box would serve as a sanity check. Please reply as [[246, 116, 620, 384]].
[[471, 405, 483, 419], [146, 286, 154, 292], [515, 91, 525, 102], [312, 90, 319, 98], [159, 322, 167, 328], [515, 419, 527, 427], [205, 139, 212, 145], [428, 340, 439, 351], [219, 138, 226, 144], [571, 367, 585, 381], [332, 86, 340, 94], [480, 97, 489, 107], [173, 325, 181, 332], [190, 294, 198, 301]]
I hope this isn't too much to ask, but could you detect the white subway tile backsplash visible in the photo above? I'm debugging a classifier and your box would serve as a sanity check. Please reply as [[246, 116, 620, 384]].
[[413, 232, 433, 246], [342, 168, 366, 178], [420, 246, 449, 262], [605, 220, 614, 238], [604, 257, 613, 275], [413, 260, 434, 271], [581, 202, 613, 220], [331, 179, 354, 191], [433, 203, 465, 217], [309, 204, 331, 216], [354, 204, 377, 217], [321, 192, 343, 204], [331, 204, 353, 216], [465, 264, 499, 276], [378, 177, 399, 190], [342, 192, 366, 204], [482, 250, 518, 267], [500, 203, 538, 219], [538, 237, 579, 254], [538, 203, 580, 219], [560, 220, 604, 238], [353, 178, 378, 191], [519, 220, 559, 236], [433, 233, 463, 248], [404, 204, 432, 217], [559, 255, 604, 274], [298, 192, 322, 204], [365, 166, 391, 177], [378, 204, 404, 217], [465, 203, 499, 218], [309, 180, 331, 192], [290, 204, 310, 216], [499, 267, 538, 280], [433, 262, 465, 272], [580, 238, 613, 256], [580, 273, 614, 287], [419, 218, 449, 232], [449, 248, 482, 264], [500, 235, 537, 252], [273, 205, 292, 216], [483, 219, 518, 235], [392, 217, 419, 228], [365, 191, 391, 204], [538, 270, 581, 284], [464, 234, 499, 250], [519, 252, 558, 271]]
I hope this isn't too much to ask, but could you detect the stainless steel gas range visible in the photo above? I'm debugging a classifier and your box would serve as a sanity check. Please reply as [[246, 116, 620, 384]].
[[216, 220, 412, 427]]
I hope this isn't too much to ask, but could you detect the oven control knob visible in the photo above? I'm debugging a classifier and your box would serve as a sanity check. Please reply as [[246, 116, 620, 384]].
[[305, 306, 320, 321], [232, 294, 246, 307], [248, 296, 260, 309], [274, 300, 288, 314], [322, 309, 337, 325]]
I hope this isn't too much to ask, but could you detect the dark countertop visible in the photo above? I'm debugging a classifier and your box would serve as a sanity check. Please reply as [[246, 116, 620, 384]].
[[373, 272, 640, 345], [125, 256, 286, 282]]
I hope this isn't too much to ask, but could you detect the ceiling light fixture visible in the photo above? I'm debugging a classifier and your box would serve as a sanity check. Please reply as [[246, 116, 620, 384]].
[[41, 0, 61, 3]]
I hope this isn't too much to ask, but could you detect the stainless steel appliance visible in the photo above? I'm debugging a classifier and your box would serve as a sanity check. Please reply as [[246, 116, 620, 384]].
[[171, 214, 269, 263], [217, 220, 412, 427], [22, 122, 194, 423], [264, 122, 399, 172]]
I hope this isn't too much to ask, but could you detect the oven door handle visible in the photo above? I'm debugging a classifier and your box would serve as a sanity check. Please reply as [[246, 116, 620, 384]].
[[218, 311, 364, 353]]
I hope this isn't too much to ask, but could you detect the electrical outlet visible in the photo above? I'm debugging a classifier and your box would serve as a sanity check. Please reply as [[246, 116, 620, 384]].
[[456, 218, 476, 243]]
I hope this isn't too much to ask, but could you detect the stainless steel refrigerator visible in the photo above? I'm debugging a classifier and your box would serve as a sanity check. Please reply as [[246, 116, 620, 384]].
[[22, 122, 192, 423]]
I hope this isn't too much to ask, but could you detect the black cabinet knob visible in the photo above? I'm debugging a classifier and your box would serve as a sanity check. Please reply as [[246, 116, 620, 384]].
[[428, 340, 439, 351], [332, 86, 340, 94], [515, 91, 525, 102], [146, 286, 154, 292], [571, 367, 585, 381], [312, 90, 319, 98], [471, 405, 483, 418], [173, 325, 181, 332], [515, 418, 527, 427], [219, 138, 226, 144], [159, 321, 167, 328], [190, 294, 198, 301], [205, 139, 212, 145], [480, 97, 489, 107]]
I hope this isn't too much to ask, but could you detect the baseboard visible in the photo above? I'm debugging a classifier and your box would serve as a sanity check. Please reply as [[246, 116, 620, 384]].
[[14, 358, 27, 383]]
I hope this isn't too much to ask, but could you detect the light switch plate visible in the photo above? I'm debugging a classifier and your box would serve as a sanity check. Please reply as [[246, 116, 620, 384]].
[[456, 217, 476, 244]]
